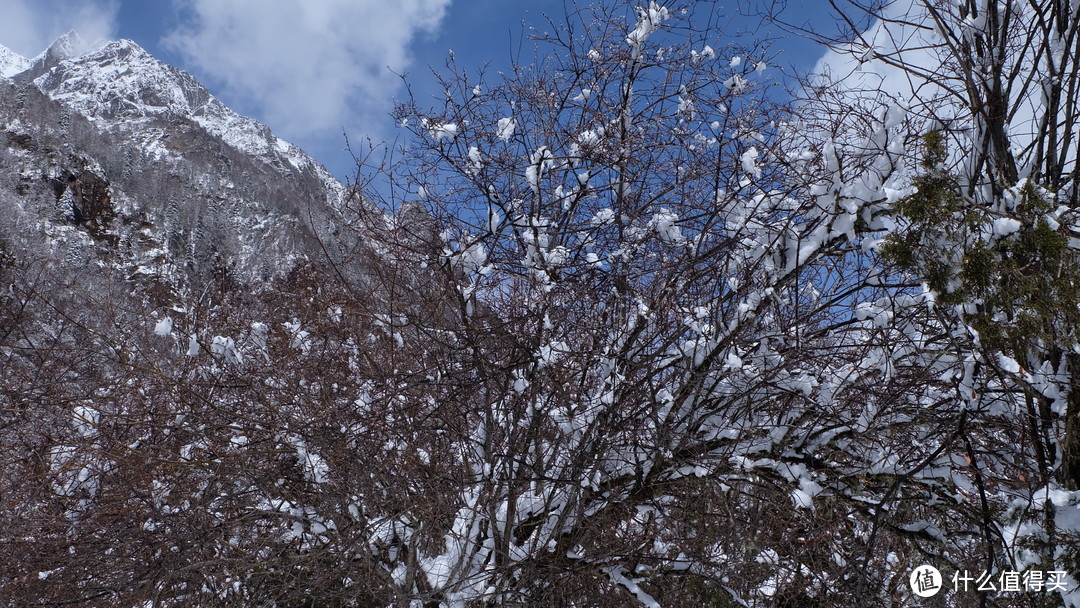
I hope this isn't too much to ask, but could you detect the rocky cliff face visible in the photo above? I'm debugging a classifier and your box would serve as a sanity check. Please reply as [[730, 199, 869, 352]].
[[0, 33, 345, 299]]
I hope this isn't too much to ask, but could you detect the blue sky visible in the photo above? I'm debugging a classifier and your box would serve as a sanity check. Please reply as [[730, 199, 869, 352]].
[[0, 0, 829, 182]]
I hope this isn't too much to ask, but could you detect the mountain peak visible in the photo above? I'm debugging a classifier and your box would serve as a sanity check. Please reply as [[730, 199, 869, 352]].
[[30, 37, 211, 120], [0, 31, 345, 291], [17, 30, 114, 83], [0, 42, 29, 78], [107, 38, 149, 54], [82, 38, 158, 70], [24, 39, 337, 184], [43, 30, 84, 63]]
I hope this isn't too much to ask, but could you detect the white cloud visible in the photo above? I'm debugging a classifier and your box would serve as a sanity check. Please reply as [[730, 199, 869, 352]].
[[811, 0, 943, 107], [0, 0, 118, 57], [163, 0, 451, 143]]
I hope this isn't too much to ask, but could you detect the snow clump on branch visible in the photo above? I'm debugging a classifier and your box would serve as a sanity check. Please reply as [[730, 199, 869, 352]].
[[626, 1, 670, 58]]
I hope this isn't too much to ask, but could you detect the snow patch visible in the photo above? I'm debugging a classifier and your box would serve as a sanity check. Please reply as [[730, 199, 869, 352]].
[[153, 316, 173, 337], [426, 120, 459, 142], [740, 147, 762, 179], [0, 43, 29, 78], [496, 117, 516, 141]]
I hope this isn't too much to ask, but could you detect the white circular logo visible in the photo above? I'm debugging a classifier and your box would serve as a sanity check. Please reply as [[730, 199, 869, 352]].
[[910, 565, 943, 598]]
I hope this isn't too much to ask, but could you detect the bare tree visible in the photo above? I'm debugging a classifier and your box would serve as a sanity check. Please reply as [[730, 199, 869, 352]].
[[6, 1, 1080, 607], [325, 1, 970, 605], [765, 0, 1080, 604]]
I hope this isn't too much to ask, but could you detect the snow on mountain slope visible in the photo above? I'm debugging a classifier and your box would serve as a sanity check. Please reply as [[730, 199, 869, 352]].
[[20, 35, 340, 192], [0, 43, 28, 78], [0, 32, 350, 294]]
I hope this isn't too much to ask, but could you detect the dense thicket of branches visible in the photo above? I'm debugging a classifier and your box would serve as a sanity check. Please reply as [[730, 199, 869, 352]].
[[2, 1, 1080, 607]]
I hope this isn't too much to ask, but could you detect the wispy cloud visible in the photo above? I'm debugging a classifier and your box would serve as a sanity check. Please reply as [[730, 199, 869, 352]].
[[0, 0, 119, 57], [163, 0, 451, 145]]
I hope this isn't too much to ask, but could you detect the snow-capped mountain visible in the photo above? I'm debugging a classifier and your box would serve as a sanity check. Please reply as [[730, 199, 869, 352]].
[[0, 42, 29, 78], [0, 32, 346, 297], [20, 33, 338, 182]]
